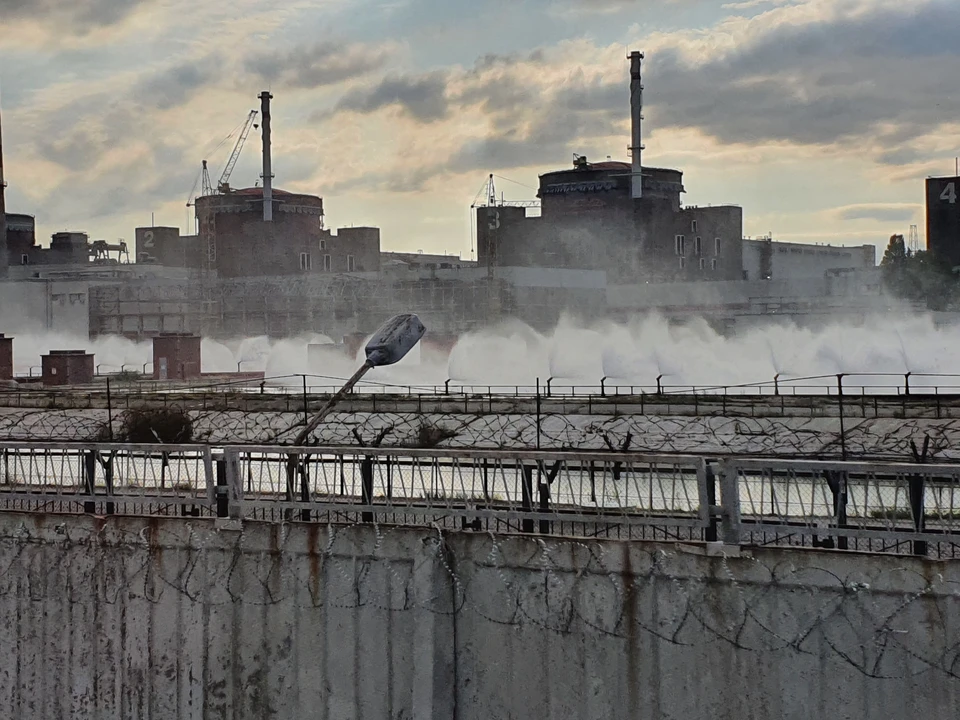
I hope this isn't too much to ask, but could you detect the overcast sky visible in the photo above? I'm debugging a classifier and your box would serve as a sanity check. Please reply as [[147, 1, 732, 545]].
[[1, 0, 957, 257]]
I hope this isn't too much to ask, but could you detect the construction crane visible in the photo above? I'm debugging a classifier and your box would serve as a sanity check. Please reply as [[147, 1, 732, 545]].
[[186, 110, 259, 208], [200, 160, 214, 197], [470, 173, 541, 209], [217, 109, 258, 193]]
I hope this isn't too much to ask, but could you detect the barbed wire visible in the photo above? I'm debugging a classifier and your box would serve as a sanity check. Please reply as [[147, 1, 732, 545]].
[[1, 406, 959, 460], [1, 518, 958, 684]]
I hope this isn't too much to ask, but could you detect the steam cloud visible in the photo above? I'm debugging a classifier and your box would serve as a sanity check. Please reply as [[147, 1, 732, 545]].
[[5, 314, 958, 392]]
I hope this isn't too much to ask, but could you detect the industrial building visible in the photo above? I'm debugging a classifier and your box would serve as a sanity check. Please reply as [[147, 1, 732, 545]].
[[0, 53, 899, 344], [742, 237, 876, 281], [476, 52, 743, 283], [926, 175, 960, 268]]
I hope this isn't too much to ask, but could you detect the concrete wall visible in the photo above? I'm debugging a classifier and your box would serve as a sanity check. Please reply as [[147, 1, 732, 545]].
[[1, 512, 958, 720], [0, 279, 90, 336]]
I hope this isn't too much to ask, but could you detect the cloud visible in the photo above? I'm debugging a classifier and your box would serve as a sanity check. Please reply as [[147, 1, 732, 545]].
[[333, 72, 450, 122], [834, 203, 920, 224], [137, 54, 224, 110], [720, 0, 793, 9], [244, 41, 394, 90], [441, 0, 960, 177], [644, 0, 960, 149], [0, 0, 153, 29]]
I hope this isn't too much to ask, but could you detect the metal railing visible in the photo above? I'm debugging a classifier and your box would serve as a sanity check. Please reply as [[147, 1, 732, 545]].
[[720, 458, 960, 556], [0, 442, 213, 518], [2, 442, 960, 558], [221, 446, 709, 541]]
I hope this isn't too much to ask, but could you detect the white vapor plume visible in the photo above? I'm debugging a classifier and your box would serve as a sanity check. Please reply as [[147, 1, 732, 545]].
[[4, 314, 959, 391]]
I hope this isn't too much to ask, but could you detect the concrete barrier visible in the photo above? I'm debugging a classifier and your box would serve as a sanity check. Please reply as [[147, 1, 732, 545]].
[[0, 512, 958, 719]]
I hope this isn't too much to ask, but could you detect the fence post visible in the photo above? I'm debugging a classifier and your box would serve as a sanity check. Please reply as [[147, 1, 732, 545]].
[[702, 459, 718, 543], [535, 378, 542, 451], [823, 470, 848, 550], [83, 450, 97, 514], [717, 459, 741, 545], [910, 437, 930, 557], [520, 465, 535, 534], [215, 451, 229, 518], [224, 448, 243, 520], [106, 378, 114, 441], [302, 375, 309, 428], [361, 454, 374, 524], [837, 374, 847, 461]]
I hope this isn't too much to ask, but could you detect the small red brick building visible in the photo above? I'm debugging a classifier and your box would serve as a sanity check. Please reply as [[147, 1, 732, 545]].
[[153, 333, 202, 381], [41, 350, 94, 387], [0, 335, 13, 381]]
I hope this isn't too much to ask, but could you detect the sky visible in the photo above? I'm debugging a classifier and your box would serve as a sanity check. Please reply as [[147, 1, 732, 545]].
[[1, 0, 958, 259]]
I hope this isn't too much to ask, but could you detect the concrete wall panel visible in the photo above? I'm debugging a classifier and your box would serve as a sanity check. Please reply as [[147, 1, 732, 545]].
[[1, 514, 959, 719]]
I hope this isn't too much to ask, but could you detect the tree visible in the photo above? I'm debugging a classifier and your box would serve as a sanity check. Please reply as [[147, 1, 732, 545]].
[[880, 234, 958, 310]]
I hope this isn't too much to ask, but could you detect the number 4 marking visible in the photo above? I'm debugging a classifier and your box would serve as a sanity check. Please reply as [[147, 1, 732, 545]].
[[941, 182, 957, 204]]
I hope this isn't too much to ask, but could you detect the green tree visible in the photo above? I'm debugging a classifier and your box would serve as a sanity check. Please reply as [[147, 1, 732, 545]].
[[880, 234, 958, 310]]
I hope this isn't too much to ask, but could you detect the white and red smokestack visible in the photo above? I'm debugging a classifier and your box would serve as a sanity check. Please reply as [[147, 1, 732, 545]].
[[259, 90, 274, 222], [629, 50, 644, 200]]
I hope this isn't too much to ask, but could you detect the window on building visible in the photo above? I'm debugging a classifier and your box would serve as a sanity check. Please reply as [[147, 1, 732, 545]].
[[323, 254, 332, 271], [715, 237, 721, 255], [299, 252, 312, 271], [679, 257, 686, 270], [699, 258, 705, 270], [695, 236, 702, 255], [20, 254, 28, 265], [347, 255, 356, 272], [691, 220, 698, 233], [675, 235, 685, 256], [711, 258, 719, 271], [319, 239, 327, 251]]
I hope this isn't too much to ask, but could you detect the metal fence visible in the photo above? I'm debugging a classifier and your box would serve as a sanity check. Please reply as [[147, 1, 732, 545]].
[[2, 441, 960, 558], [6, 371, 960, 404], [720, 458, 960, 557], [221, 446, 710, 541], [0, 442, 213, 518]]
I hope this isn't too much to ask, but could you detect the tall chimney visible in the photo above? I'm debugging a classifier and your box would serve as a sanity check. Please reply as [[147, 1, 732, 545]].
[[259, 90, 274, 222], [0, 105, 8, 276], [629, 51, 644, 200]]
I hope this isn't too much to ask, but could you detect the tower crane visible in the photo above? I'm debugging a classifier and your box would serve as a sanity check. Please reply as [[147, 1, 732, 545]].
[[217, 109, 259, 193]]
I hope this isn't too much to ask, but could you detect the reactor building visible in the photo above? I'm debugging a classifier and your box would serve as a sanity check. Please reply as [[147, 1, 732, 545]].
[[477, 51, 743, 283], [135, 91, 381, 279]]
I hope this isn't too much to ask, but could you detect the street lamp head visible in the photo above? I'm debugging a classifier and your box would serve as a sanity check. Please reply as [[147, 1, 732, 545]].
[[364, 313, 426, 368]]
